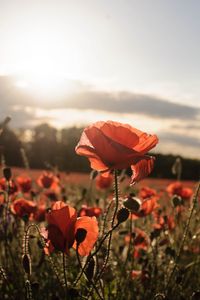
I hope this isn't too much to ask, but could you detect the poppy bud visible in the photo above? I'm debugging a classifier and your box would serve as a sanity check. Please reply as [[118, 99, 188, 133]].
[[22, 254, 32, 275], [172, 195, 183, 207], [117, 208, 129, 224], [123, 196, 141, 212], [75, 228, 87, 245], [3, 167, 12, 181]]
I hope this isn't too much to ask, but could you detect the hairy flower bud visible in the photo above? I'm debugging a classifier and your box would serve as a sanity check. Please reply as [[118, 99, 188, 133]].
[[123, 196, 141, 212], [117, 208, 129, 224]]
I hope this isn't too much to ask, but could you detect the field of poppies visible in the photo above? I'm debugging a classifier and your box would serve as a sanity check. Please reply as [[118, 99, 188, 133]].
[[0, 121, 199, 300]]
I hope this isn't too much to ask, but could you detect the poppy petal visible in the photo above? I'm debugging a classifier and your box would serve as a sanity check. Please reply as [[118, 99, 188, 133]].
[[130, 156, 155, 185], [47, 224, 66, 252], [73, 216, 99, 256], [133, 133, 159, 154], [94, 121, 139, 148], [46, 204, 77, 237]]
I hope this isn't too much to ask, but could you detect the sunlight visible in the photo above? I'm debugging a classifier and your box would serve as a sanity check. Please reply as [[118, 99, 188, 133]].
[[13, 71, 76, 100], [7, 17, 83, 99]]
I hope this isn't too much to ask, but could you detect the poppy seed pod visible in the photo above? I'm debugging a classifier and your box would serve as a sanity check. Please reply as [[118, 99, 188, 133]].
[[117, 208, 130, 224], [123, 196, 141, 212]]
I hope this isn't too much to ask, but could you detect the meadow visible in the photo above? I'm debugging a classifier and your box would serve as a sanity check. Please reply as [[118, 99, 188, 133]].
[[0, 121, 199, 300]]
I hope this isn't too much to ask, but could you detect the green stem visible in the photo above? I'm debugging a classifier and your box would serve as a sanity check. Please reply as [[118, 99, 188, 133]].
[[74, 170, 120, 288], [76, 248, 103, 300]]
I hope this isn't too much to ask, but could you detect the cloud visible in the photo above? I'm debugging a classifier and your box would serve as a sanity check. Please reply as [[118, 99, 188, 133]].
[[158, 132, 200, 148], [66, 91, 200, 120], [0, 76, 199, 121], [0, 75, 200, 159]]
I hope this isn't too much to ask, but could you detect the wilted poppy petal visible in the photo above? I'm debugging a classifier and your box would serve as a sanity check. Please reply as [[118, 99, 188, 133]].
[[130, 156, 155, 185], [73, 216, 99, 256]]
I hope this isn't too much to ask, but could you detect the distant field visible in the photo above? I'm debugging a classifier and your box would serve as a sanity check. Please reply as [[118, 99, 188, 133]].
[[8, 167, 197, 190]]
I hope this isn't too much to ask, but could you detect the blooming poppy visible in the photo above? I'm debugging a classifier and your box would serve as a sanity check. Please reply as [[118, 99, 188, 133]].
[[12, 198, 37, 219], [37, 172, 59, 190], [153, 211, 175, 231], [166, 181, 193, 200], [125, 228, 149, 258], [78, 204, 102, 218], [131, 196, 159, 219], [46, 201, 99, 256], [16, 175, 32, 193], [139, 186, 157, 200], [75, 121, 158, 184], [96, 173, 113, 190]]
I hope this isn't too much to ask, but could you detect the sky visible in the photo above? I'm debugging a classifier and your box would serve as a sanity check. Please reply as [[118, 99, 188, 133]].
[[0, 0, 199, 159]]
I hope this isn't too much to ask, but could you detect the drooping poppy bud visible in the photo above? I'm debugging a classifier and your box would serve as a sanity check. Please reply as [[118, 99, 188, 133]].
[[117, 208, 129, 224], [123, 196, 141, 212], [22, 254, 32, 275]]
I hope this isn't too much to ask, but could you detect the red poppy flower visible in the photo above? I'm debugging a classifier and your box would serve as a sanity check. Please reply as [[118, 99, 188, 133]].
[[96, 173, 113, 190], [166, 181, 193, 200], [139, 186, 157, 200], [16, 175, 32, 193], [12, 198, 37, 219], [78, 204, 102, 218], [125, 228, 149, 258], [131, 270, 142, 279], [75, 121, 158, 184], [153, 211, 175, 231], [37, 172, 59, 190], [131, 196, 159, 219], [46, 201, 99, 256], [33, 197, 47, 222], [0, 178, 18, 194]]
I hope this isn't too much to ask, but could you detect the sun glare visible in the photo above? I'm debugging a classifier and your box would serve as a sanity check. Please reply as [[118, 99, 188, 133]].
[[14, 70, 76, 100], [7, 18, 83, 100]]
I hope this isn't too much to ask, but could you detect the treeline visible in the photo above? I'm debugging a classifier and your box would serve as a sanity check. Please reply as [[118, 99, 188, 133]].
[[0, 122, 199, 180]]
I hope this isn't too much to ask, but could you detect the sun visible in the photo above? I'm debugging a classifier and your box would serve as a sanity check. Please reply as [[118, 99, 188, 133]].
[[8, 20, 83, 100]]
